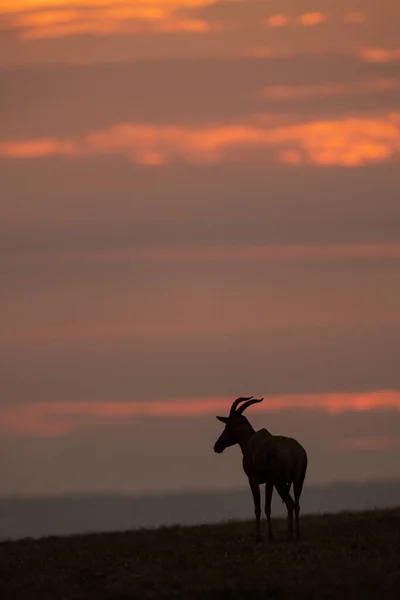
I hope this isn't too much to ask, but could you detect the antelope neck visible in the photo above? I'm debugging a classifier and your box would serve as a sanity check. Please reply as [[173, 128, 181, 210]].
[[235, 419, 256, 454]]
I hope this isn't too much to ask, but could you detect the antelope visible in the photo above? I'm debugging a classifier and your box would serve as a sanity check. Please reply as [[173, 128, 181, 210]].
[[213, 396, 308, 543]]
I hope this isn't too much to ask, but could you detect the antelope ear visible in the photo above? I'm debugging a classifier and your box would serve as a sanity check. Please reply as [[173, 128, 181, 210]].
[[216, 416, 228, 423]]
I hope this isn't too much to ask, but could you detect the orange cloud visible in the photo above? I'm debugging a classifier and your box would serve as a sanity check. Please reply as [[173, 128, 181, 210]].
[[1, 113, 400, 167], [264, 10, 368, 31], [265, 14, 288, 28], [14, 9, 79, 27], [298, 12, 327, 26], [1, 1, 216, 39], [1, 390, 399, 438], [0, 139, 77, 158], [276, 114, 400, 166], [264, 12, 329, 29], [21, 18, 212, 39], [3, 3, 372, 41], [1, 0, 211, 11], [357, 47, 400, 63]]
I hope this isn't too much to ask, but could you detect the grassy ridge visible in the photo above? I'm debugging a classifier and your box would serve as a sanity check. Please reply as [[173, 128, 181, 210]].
[[1, 508, 399, 599]]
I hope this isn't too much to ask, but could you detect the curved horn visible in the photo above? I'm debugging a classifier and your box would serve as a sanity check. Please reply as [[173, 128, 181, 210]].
[[229, 396, 253, 416], [236, 397, 264, 415]]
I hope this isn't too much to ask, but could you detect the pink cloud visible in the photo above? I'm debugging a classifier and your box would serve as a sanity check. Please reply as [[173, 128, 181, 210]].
[[1, 390, 400, 438]]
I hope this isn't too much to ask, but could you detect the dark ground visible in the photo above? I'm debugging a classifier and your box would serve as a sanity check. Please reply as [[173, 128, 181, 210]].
[[0, 508, 399, 600]]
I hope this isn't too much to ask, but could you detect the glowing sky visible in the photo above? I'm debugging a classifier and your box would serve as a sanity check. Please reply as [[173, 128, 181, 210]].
[[1, 0, 400, 496]]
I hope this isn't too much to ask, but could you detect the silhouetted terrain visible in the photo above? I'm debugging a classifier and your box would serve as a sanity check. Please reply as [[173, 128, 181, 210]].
[[1, 508, 399, 599], [1, 479, 399, 540]]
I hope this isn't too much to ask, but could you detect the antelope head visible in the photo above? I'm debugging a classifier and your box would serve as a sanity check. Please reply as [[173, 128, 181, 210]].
[[213, 396, 264, 453]]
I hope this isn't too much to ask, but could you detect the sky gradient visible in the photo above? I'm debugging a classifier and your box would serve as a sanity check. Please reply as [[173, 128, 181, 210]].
[[1, 0, 400, 496]]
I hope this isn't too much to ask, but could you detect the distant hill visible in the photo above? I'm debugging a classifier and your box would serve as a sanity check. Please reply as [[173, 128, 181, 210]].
[[0, 479, 399, 540]]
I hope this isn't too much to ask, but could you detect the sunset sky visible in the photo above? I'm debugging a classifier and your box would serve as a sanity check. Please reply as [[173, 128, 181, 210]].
[[1, 0, 400, 497]]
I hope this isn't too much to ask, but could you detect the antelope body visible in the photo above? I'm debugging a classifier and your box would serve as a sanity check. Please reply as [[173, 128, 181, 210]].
[[213, 396, 308, 542]]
